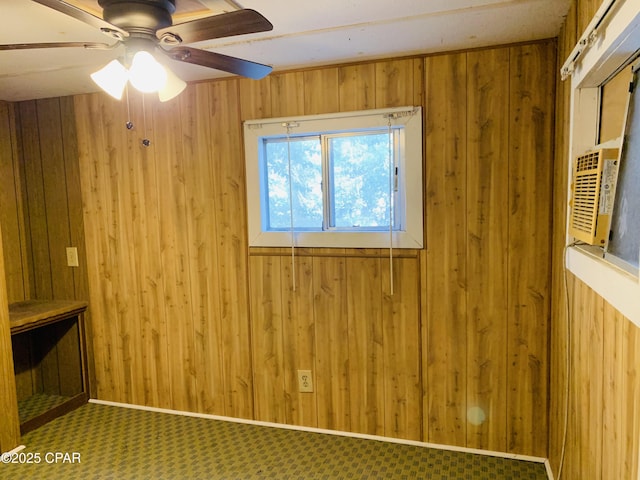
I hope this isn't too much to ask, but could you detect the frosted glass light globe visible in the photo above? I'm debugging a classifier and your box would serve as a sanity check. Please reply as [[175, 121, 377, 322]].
[[128, 51, 167, 93]]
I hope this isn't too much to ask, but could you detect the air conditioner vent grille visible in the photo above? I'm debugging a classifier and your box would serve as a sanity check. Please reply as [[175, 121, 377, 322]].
[[569, 148, 619, 245], [575, 151, 600, 172]]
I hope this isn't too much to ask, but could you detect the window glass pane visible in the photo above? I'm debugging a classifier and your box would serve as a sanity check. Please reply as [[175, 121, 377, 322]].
[[264, 137, 323, 230], [329, 132, 392, 229]]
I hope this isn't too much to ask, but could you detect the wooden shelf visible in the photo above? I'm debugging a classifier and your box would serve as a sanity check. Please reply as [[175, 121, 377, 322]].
[[9, 300, 87, 334], [9, 299, 89, 434]]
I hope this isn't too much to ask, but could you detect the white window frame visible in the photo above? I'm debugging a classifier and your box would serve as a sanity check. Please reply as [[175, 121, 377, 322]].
[[563, 0, 640, 327], [243, 106, 423, 249]]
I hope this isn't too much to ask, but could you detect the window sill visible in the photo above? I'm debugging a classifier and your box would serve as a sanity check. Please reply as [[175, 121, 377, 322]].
[[566, 244, 640, 327], [249, 246, 421, 258]]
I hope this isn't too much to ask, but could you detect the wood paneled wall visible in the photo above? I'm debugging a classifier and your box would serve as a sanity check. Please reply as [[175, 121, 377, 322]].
[[549, 274, 640, 479], [0, 98, 95, 401], [67, 41, 556, 457], [243, 59, 423, 439], [424, 44, 555, 456], [549, 0, 640, 478], [0, 98, 90, 306], [0, 40, 556, 457], [74, 81, 254, 416], [17, 98, 89, 303]]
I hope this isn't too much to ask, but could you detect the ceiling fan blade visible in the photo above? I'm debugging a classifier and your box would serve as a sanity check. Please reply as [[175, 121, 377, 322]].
[[32, 0, 128, 38], [0, 42, 113, 51], [157, 9, 272, 44], [162, 46, 272, 80]]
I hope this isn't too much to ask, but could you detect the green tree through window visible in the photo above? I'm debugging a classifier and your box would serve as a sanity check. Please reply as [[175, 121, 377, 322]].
[[330, 133, 392, 228], [263, 130, 396, 232], [265, 136, 323, 229]]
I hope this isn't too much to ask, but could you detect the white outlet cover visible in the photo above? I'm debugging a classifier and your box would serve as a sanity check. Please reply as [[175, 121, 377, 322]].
[[66, 247, 79, 267], [297, 370, 313, 393]]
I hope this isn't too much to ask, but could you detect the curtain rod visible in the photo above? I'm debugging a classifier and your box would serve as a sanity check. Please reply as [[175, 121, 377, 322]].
[[561, 0, 617, 80], [244, 106, 419, 128]]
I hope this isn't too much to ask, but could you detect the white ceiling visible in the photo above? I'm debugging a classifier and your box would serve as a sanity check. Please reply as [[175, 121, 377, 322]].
[[0, 0, 571, 102]]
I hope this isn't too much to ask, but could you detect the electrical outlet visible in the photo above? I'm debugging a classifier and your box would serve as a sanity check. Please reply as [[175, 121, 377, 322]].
[[66, 247, 79, 267], [297, 370, 313, 393]]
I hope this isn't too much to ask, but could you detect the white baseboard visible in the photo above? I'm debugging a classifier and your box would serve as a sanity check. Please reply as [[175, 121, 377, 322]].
[[89, 398, 552, 478]]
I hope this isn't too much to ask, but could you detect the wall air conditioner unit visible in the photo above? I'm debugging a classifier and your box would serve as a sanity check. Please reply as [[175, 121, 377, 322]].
[[569, 148, 619, 246]]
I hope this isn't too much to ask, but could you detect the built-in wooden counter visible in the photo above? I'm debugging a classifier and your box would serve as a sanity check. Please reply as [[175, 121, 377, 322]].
[[9, 300, 87, 334], [9, 300, 89, 434]]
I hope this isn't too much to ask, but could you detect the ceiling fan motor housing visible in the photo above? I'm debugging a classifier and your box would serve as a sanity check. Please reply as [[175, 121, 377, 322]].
[[98, 0, 176, 34], [1, 1, 274, 82]]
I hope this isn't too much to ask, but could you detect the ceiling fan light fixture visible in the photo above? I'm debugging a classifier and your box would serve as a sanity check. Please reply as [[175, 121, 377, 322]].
[[90, 59, 129, 100], [128, 50, 168, 93], [158, 66, 187, 102]]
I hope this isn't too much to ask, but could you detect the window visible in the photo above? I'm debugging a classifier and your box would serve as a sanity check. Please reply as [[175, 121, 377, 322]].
[[563, 0, 640, 325], [244, 107, 423, 248]]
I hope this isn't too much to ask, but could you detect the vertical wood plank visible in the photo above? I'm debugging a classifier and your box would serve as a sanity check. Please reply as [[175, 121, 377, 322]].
[[338, 64, 375, 112], [19, 100, 52, 299], [412, 58, 424, 108], [424, 52, 468, 446], [580, 285, 603, 478], [208, 80, 253, 419], [108, 92, 142, 406], [178, 83, 225, 415], [347, 256, 384, 436], [466, 47, 510, 452], [271, 72, 305, 117], [602, 301, 624, 480], [304, 68, 339, 115], [249, 255, 286, 423], [74, 93, 123, 402], [36, 98, 74, 300], [506, 42, 555, 457], [549, 2, 576, 473], [151, 94, 197, 412], [0, 102, 28, 303], [59, 96, 87, 301], [565, 273, 581, 480], [381, 257, 421, 440], [313, 256, 350, 431], [577, 0, 602, 36], [281, 255, 317, 427], [73, 93, 108, 399], [622, 318, 640, 480], [239, 77, 272, 121], [132, 95, 173, 409], [375, 59, 417, 108]]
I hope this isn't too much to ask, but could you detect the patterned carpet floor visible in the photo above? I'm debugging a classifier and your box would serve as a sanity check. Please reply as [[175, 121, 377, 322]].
[[0, 401, 548, 479]]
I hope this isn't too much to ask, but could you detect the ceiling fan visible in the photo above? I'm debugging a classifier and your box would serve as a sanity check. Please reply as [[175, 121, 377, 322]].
[[0, 0, 274, 101]]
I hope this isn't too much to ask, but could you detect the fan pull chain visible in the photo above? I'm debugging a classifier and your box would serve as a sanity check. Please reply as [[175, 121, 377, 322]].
[[125, 85, 133, 131], [123, 88, 151, 147], [141, 94, 150, 147]]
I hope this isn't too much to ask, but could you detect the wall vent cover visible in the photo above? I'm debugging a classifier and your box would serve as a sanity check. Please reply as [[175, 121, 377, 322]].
[[569, 148, 619, 245]]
